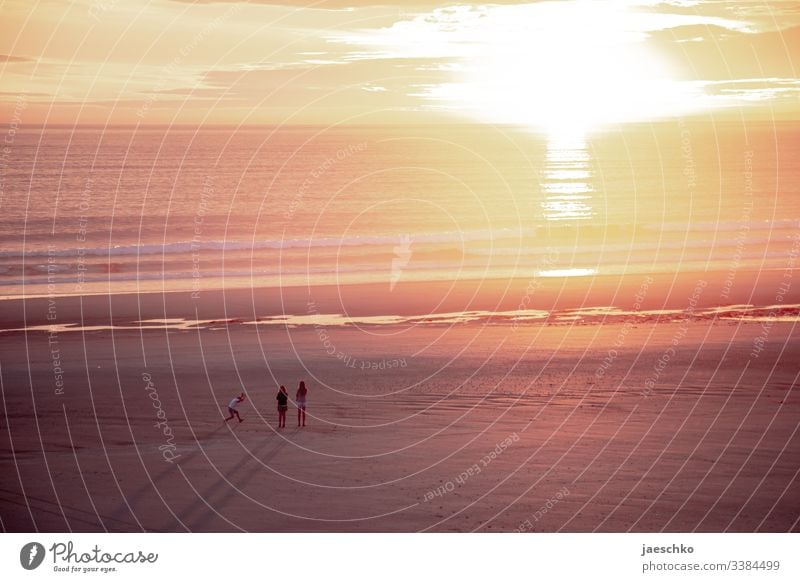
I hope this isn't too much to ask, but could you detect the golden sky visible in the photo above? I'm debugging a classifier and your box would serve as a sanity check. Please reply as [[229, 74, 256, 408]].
[[1, 0, 798, 129]]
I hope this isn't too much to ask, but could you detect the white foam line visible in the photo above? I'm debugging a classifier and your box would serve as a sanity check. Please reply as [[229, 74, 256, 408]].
[[3, 304, 799, 334]]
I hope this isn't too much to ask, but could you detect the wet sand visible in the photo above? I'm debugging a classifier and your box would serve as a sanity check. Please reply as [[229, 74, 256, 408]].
[[1, 269, 787, 329]]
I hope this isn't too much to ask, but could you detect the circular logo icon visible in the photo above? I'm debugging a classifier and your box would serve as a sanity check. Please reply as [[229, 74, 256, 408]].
[[20, 542, 46, 570]]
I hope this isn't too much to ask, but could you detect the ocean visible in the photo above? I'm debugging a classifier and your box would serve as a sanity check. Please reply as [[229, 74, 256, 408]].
[[1, 121, 798, 300]]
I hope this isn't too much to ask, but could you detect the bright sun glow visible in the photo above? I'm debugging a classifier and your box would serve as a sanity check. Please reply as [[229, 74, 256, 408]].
[[404, 2, 701, 138]]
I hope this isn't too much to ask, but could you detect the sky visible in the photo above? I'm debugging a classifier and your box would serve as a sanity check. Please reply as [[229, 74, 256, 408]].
[[1, 0, 798, 130]]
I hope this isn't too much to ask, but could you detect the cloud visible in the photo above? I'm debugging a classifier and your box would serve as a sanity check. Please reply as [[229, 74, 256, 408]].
[[651, 0, 800, 32], [327, 1, 759, 65], [701, 77, 800, 100], [649, 25, 800, 81], [168, 0, 528, 7], [0, 54, 34, 63], [199, 57, 446, 101]]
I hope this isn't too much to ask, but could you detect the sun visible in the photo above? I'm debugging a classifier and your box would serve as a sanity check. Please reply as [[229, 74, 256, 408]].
[[422, 2, 687, 138]]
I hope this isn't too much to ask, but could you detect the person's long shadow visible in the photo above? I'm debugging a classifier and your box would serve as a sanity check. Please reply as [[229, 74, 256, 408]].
[[0, 486, 144, 532], [107, 423, 228, 529], [176, 426, 295, 531]]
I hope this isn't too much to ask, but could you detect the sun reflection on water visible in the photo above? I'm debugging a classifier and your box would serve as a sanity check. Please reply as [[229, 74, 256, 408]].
[[540, 134, 595, 221]]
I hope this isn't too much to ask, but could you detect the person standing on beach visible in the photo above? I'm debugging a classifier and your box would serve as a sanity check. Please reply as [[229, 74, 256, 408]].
[[296, 381, 308, 427], [276, 385, 289, 428], [224, 393, 246, 423]]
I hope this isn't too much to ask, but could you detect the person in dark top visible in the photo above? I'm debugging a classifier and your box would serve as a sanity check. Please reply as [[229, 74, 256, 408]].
[[276, 385, 289, 428]]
